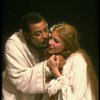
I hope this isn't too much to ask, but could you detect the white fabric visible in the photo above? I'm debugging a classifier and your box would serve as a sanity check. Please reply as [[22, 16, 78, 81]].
[[2, 30, 47, 100], [2, 29, 95, 100], [45, 52, 95, 100], [47, 79, 61, 96], [47, 76, 69, 97]]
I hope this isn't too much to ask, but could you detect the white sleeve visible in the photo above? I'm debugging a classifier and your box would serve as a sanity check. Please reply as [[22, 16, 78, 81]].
[[47, 76, 69, 97], [64, 55, 88, 100], [47, 54, 87, 100], [5, 40, 46, 94]]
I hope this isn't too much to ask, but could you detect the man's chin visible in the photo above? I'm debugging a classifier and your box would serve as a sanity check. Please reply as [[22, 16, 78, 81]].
[[30, 39, 48, 49], [34, 43, 48, 49], [38, 44, 48, 49]]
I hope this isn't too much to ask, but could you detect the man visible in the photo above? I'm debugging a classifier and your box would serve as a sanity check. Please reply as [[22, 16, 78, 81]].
[[2, 12, 49, 100]]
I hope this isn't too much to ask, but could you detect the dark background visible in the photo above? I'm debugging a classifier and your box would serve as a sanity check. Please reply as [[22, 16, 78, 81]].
[[1, 0, 99, 78]]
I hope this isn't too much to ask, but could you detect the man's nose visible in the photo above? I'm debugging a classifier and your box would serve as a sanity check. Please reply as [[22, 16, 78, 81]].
[[42, 31, 48, 38]]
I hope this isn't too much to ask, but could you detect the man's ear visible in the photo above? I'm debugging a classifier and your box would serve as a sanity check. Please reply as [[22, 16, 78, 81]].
[[23, 32, 30, 41], [49, 33, 51, 37]]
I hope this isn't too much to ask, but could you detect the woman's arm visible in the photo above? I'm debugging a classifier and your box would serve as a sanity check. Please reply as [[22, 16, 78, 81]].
[[46, 54, 88, 100]]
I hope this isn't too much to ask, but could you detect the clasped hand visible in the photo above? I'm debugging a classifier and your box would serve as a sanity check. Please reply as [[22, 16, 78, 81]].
[[47, 55, 65, 78]]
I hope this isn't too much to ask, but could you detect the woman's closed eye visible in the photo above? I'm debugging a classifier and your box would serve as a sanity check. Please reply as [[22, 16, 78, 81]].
[[53, 38, 60, 43]]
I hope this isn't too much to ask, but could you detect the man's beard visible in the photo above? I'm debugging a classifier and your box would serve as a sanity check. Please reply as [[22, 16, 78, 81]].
[[30, 38, 49, 49]]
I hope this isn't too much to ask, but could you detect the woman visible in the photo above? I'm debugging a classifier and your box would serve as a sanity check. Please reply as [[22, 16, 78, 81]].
[[45, 23, 98, 100]]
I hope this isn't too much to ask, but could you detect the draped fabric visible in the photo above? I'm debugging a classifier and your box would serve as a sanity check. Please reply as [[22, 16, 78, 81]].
[[2, 30, 46, 100]]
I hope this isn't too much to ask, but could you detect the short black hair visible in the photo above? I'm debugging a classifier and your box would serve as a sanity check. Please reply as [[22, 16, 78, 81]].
[[20, 12, 45, 32]]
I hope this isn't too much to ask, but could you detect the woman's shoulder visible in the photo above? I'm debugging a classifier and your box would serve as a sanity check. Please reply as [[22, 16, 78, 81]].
[[68, 51, 87, 66], [69, 51, 84, 59]]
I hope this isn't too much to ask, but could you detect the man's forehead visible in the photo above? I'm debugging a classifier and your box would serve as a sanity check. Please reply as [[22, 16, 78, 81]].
[[29, 21, 48, 32]]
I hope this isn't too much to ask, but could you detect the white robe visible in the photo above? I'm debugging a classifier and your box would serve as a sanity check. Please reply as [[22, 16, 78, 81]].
[[2, 29, 47, 100], [2, 29, 96, 100], [45, 52, 96, 100]]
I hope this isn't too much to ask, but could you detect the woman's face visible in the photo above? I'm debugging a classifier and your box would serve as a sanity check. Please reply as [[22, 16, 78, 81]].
[[47, 31, 64, 54]]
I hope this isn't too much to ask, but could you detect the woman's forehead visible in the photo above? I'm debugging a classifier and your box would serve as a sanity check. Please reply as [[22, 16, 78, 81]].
[[52, 31, 62, 40], [52, 31, 58, 36]]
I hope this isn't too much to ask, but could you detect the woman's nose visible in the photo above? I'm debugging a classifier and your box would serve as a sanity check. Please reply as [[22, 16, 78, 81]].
[[49, 39, 54, 46]]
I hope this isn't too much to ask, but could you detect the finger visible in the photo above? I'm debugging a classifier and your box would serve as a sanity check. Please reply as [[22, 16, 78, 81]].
[[51, 55, 56, 62], [56, 55, 59, 64], [50, 55, 54, 60]]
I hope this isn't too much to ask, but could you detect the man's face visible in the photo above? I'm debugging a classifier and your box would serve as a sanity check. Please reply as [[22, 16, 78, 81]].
[[28, 20, 49, 49], [47, 31, 64, 54]]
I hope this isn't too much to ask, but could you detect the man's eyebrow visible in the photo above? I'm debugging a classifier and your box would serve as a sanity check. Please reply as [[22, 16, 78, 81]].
[[33, 26, 48, 34], [44, 26, 48, 29]]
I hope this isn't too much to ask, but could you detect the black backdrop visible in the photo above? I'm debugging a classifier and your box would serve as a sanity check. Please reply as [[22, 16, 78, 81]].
[[1, 0, 99, 77]]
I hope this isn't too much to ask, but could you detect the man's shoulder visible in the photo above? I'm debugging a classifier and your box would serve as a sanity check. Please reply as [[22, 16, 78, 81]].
[[7, 29, 24, 43], [5, 30, 26, 49]]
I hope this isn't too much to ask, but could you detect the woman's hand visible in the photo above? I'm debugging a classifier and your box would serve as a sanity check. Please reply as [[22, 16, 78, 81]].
[[47, 55, 65, 78], [57, 55, 65, 69], [47, 55, 59, 69]]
